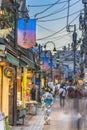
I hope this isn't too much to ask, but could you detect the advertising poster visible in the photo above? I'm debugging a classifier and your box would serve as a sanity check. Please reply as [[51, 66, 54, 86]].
[[17, 18, 36, 49]]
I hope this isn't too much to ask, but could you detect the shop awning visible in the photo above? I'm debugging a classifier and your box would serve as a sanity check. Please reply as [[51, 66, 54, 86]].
[[21, 55, 35, 69], [6, 53, 19, 66]]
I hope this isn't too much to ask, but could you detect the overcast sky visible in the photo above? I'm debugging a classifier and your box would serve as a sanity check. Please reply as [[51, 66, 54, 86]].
[[26, 0, 83, 50]]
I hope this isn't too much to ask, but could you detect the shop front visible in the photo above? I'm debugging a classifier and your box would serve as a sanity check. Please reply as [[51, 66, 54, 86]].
[[0, 50, 19, 125]]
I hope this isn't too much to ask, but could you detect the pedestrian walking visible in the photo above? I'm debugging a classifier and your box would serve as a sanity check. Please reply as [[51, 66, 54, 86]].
[[59, 85, 66, 107], [76, 112, 82, 130], [41, 87, 53, 125]]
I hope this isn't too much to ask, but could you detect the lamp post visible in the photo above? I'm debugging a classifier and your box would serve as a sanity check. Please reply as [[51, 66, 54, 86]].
[[37, 41, 56, 102], [44, 41, 57, 80]]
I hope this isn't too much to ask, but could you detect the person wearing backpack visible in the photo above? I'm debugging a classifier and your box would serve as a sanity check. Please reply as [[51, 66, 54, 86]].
[[59, 84, 66, 107]]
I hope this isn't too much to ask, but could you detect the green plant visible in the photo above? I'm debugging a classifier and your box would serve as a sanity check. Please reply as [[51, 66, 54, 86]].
[[5, 116, 10, 130], [3, 9, 15, 28]]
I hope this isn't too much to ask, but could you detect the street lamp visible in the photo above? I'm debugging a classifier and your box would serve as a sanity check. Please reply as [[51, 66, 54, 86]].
[[43, 41, 57, 80], [35, 41, 56, 102], [44, 41, 57, 55]]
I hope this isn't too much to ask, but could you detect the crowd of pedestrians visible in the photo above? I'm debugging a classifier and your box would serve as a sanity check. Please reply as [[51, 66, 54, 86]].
[[41, 80, 87, 130]]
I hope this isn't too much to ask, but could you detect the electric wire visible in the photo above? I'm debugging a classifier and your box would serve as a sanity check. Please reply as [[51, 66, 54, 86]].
[[27, 1, 68, 7], [37, 24, 55, 33], [34, 0, 60, 18], [37, 9, 83, 22], [36, 0, 80, 20], [37, 14, 80, 41], [34, 2, 67, 18], [36, 3, 68, 21], [46, 28, 80, 41]]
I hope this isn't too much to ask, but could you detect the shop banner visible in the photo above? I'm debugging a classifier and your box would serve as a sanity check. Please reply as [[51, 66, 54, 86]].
[[17, 18, 36, 49], [40, 57, 52, 71], [63, 65, 69, 79]]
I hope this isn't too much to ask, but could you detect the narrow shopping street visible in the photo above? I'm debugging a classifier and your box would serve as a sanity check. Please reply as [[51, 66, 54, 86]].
[[43, 97, 87, 130], [11, 97, 87, 130]]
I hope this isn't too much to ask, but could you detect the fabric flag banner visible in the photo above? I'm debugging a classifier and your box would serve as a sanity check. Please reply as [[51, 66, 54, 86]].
[[17, 18, 36, 49], [63, 65, 69, 78], [40, 57, 52, 71]]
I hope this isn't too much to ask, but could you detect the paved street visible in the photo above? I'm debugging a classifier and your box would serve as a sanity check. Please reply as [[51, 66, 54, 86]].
[[43, 97, 87, 130], [11, 97, 87, 130], [43, 98, 73, 130]]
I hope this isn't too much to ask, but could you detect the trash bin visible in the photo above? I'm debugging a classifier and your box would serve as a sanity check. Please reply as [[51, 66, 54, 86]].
[[0, 112, 5, 130]]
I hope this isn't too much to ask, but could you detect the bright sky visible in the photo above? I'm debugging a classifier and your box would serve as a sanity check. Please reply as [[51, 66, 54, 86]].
[[26, 0, 83, 50]]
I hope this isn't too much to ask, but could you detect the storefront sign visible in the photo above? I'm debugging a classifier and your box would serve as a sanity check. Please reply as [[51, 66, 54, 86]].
[[4, 66, 15, 78]]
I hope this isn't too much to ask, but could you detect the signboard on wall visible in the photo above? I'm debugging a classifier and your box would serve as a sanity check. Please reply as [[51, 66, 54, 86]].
[[4, 66, 15, 78], [17, 18, 36, 49]]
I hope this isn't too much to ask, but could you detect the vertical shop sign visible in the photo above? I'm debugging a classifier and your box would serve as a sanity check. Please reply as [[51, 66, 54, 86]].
[[17, 18, 36, 49], [22, 68, 27, 108]]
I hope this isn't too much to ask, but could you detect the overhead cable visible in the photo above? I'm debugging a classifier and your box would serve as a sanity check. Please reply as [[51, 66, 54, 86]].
[[27, 1, 68, 7], [37, 24, 55, 32], [37, 9, 83, 22], [37, 14, 80, 41], [36, 0, 80, 19], [34, 0, 60, 18]]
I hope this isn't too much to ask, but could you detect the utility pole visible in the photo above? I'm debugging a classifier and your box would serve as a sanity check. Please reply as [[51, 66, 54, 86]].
[[72, 24, 77, 79], [82, 0, 87, 68]]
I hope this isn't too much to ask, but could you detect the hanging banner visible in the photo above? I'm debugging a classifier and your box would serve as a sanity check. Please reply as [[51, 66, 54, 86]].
[[63, 65, 69, 79], [40, 57, 52, 71], [17, 18, 36, 49]]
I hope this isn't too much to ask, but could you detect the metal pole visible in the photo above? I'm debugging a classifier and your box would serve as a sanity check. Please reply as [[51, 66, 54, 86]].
[[50, 54, 53, 80], [13, 0, 17, 125], [67, 0, 70, 27], [38, 44, 41, 102], [73, 24, 77, 82], [84, 3, 87, 68]]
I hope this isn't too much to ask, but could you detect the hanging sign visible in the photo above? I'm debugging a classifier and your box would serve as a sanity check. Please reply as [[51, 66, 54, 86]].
[[17, 18, 36, 49], [4, 66, 15, 78]]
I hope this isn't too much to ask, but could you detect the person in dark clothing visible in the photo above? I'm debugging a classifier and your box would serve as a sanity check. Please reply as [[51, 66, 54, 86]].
[[30, 86, 36, 100], [59, 85, 66, 107]]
